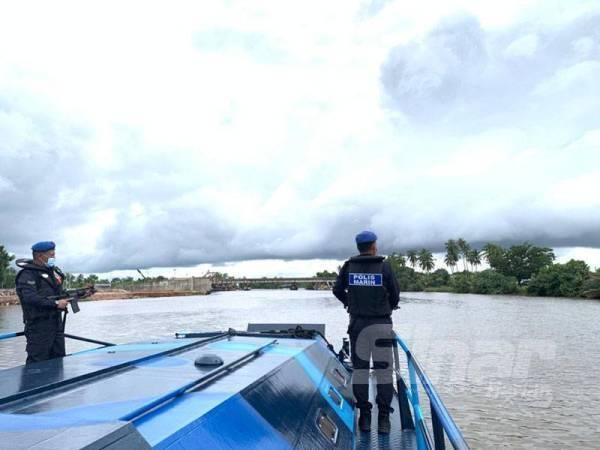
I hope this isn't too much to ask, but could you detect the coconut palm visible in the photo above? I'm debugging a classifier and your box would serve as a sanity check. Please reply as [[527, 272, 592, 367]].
[[457, 238, 471, 272], [387, 252, 406, 275], [444, 239, 460, 273], [417, 248, 435, 274], [406, 249, 418, 269], [466, 249, 482, 272]]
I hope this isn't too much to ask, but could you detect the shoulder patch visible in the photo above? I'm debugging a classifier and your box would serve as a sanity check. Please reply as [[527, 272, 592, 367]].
[[41, 273, 49, 278]]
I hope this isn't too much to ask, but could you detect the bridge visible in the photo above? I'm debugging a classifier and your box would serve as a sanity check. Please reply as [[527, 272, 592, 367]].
[[209, 277, 337, 291]]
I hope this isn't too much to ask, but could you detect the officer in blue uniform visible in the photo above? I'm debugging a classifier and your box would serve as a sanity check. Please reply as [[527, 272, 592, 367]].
[[15, 241, 69, 364], [333, 231, 400, 434]]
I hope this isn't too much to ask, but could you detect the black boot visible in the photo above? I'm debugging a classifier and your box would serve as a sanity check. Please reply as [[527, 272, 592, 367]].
[[378, 411, 390, 434], [358, 409, 372, 432]]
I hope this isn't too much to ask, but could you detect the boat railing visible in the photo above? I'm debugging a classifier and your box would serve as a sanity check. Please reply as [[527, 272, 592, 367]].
[[393, 332, 470, 450], [0, 330, 114, 347]]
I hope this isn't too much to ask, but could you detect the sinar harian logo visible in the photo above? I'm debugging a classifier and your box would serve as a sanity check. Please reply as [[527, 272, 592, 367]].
[[349, 273, 383, 287]]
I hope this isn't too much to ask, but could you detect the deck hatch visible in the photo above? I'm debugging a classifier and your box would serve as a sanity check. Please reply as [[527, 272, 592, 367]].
[[316, 409, 339, 445]]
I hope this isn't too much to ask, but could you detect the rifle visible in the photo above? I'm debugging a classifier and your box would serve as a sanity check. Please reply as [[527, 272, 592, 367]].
[[49, 285, 96, 313]]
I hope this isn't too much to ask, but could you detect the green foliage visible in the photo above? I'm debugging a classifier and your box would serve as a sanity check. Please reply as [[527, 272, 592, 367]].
[[315, 270, 337, 278], [395, 266, 425, 292], [527, 260, 590, 297], [505, 243, 555, 284], [449, 272, 471, 293], [581, 277, 600, 292], [483, 243, 508, 273], [470, 270, 518, 294], [447, 270, 518, 294], [417, 248, 435, 273], [466, 249, 482, 272], [0, 245, 16, 288], [406, 250, 418, 269], [581, 275, 600, 293], [386, 252, 406, 277], [457, 238, 471, 271], [483, 242, 554, 284], [444, 239, 460, 273], [427, 268, 450, 287]]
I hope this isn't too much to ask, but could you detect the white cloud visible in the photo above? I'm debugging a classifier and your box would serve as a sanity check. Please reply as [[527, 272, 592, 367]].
[[505, 33, 539, 58], [1, 1, 600, 274]]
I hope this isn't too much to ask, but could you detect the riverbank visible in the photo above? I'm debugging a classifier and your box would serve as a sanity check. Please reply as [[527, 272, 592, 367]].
[[0, 289, 209, 306]]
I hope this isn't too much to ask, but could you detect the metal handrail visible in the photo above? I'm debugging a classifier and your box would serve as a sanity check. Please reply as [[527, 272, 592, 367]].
[[394, 333, 470, 450], [0, 330, 114, 347], [0, 331, 24, 341]]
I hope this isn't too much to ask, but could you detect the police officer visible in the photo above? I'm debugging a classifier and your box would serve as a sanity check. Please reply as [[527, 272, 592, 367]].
[[15, 241, 68, 364], [333, 231, 400, 434]]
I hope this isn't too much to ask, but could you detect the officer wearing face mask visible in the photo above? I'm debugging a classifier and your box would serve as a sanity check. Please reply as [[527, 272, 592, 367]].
[[15, 241, 69, 364]]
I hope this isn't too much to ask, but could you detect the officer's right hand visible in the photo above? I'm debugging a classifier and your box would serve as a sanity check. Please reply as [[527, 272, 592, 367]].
[[56, 299, 69, 310]]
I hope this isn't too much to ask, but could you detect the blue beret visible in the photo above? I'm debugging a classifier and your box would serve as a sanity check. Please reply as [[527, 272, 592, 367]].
[[355, 231, 377, 244], [31, 241, 55, 252]]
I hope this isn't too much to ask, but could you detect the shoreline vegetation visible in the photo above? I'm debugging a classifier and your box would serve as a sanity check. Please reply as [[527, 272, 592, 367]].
[[385, 238, 600, 299], [1, 238, 600, 307]]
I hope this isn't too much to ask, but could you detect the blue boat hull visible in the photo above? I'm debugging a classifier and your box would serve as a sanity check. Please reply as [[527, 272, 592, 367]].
[[0, 325, 467, 449]]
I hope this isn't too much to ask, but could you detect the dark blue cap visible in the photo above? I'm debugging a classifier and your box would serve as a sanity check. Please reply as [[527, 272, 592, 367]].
[[31, 241, 55, 252], [355, 231, 377, 244]]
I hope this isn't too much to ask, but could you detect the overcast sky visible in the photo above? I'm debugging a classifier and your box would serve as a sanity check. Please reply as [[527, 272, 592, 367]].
[[1, 0, 600, 276]]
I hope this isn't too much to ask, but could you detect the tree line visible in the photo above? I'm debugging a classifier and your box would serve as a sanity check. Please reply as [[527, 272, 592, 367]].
[[2, 241, 600, 298], [384, 239, 600, 298]]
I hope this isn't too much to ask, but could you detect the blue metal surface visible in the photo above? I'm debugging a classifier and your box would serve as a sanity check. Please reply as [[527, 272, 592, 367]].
[[153, 394, 292, 450], [0, 335, 227, 407], [0, 332, 22, 341], [408, 357, 428, 450], [0, 327, 467, 450], [120, 339, 277, 422]]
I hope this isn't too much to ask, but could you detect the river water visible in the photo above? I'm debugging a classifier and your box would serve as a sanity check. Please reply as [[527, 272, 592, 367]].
[[0, 290, 598, 449]]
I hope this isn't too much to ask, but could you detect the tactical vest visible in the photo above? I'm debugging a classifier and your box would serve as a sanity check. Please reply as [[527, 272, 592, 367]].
[[15, 263, 63, 323], [346, 255, 391, 317]]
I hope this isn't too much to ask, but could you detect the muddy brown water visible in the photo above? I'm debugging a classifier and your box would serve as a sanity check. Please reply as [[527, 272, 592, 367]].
[[1, 290, 598, 449]]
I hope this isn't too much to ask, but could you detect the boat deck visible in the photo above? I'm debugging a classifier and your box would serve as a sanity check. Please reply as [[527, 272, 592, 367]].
[[355, 376, 417, 450], [0, 331, 432, 449]]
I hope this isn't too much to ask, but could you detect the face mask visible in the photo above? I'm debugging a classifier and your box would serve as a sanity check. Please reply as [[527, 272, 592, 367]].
[[46, 257, 56, 268]]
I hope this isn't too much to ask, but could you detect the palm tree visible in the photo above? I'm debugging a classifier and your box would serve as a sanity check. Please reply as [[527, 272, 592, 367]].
[[466, 249, 482, 272], [390, 252, 406, 267], [418, 248, 435, 274], [457, 238, 471, 272], [406, 249, 418, 269], [444, 239, 460, 273], [386, 252, 406, 276], [482, 243, 505, 271]]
